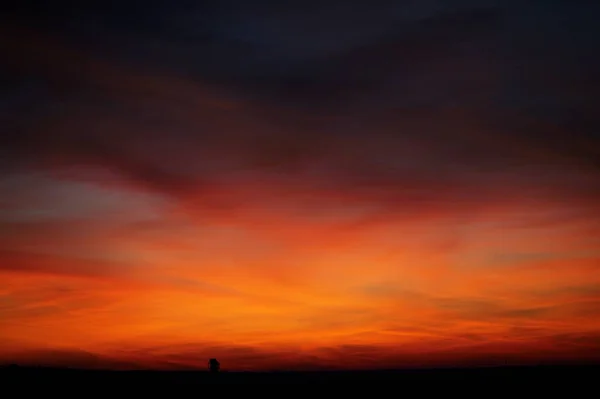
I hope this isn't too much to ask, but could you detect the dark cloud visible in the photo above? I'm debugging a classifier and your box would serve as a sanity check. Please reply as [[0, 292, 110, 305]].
[[115, 330, 600, 370], [5, 330, 600, 370], [0, 1, 598, 240]]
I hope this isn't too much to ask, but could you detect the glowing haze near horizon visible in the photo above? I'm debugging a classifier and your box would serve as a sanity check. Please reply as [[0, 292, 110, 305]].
[[1, 1, 599, 371]]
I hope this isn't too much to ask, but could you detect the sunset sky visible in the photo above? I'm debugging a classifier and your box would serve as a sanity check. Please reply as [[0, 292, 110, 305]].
[[1, 1, 599, 371]]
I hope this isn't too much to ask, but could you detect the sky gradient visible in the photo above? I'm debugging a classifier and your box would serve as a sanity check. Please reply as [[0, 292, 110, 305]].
[[1, 1, 599, 371]]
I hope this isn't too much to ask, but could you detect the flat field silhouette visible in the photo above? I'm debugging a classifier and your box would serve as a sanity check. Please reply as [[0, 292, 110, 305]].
[[2, 365, 597, 390]]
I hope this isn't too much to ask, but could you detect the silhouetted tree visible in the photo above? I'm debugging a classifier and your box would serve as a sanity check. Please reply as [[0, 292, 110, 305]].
[[208, 358, 220, 373]]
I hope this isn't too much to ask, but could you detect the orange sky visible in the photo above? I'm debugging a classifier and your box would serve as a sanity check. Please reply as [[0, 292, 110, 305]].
[[1, 169, 599, 370]]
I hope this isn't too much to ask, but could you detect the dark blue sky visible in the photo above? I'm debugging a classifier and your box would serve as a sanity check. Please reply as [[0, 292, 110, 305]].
[[1, 0, 598, 222]]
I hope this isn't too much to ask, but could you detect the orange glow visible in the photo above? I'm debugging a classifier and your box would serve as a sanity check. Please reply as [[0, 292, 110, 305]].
[[1, 170, 599, 371]]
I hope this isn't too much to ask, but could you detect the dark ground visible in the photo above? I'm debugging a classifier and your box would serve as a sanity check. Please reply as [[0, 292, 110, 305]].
[[1, 365, 598, 390]]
